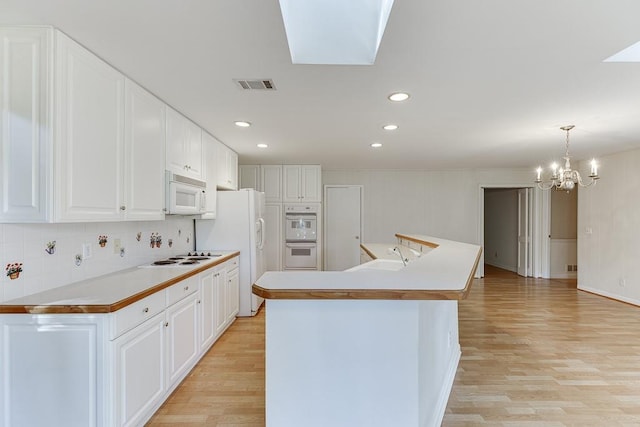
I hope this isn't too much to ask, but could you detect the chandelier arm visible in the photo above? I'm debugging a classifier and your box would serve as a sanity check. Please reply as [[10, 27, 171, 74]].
[[536, 181, 557, 191]]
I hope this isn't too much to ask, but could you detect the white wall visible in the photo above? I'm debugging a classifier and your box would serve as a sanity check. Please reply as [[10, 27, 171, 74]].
[[322, 168, 534, 245], [483, 189, 518, 272], [0, 217, 194, 302], [578, 147, 640, 305]]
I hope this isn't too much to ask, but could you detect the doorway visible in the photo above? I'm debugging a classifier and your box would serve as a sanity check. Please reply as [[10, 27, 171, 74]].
[[478, 185, 550, 278], [323, 185, 363, 271]]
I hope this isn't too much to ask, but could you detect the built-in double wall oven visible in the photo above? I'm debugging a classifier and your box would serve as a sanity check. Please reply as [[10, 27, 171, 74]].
[[284, 204, 318, 270]]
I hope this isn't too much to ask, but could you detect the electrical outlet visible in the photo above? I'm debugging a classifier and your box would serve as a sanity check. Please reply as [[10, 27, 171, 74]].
[[113, 238, 122, 254], [82, 243, 92, 259]]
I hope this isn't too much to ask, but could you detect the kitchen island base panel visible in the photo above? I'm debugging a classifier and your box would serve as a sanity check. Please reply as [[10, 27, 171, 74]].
[[265, 299, 460, 427]]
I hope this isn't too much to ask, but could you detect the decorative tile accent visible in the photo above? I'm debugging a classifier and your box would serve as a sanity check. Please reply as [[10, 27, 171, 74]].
[[149, 233, 163, 249], [136, 231, 142, 242], [168, 239, 173, 248], [5, 262, 23, 280], [45, 241, 56, 255], [98, 235, 108, 247], [75, 254, 82, 266]]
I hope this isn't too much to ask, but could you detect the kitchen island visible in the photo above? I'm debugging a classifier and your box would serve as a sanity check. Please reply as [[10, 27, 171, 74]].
[[253, 234, 481, 427]]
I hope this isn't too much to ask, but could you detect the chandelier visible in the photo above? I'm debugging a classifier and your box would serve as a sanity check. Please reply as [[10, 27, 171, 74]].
[[535, 125, 600, 191]]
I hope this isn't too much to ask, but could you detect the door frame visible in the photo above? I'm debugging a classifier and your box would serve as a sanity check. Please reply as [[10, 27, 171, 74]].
[[477, 184, 550, 278], [323, 185, 364, 271]]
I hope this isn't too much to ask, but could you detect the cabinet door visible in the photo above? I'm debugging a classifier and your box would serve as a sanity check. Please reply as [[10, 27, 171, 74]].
[[301, 165, 322, 202], [239, 165, 260, 190], [261, 165, 282, 203], [283, 165, 302, 202], [198, 269, 216, 351], [265, 203, 283, 271], [55, 31, 125, 221], [166, 107, 203, 180], [227, 150, 238, 190], [201, 132, 218, 219], [226, 267, 240, 322], [123, 79, 165, 220], [165, 293, 199, 388], [216, 143, 237, 190], [0, 27, 52, 222], [112, 313, 165, 427], [185, 119, 203, 179], [214, 270, 226, 337]]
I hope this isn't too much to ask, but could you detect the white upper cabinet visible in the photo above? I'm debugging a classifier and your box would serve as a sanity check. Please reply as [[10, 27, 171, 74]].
[[201, 131, 219, 219], [0, 27, 52, 222], [261, 165, 283, 203], [165, 107, 203, 180], [216, 142, 238, 190], [283, 165, 321, 203], [239, 165, 260, 190], [123, 79, 166, 220], [55, 30, 126, 222]]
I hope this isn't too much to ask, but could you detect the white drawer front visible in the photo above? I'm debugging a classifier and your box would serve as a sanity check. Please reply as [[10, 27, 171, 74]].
[[166, 277, 198, 307], [110, 291, 166, 340]]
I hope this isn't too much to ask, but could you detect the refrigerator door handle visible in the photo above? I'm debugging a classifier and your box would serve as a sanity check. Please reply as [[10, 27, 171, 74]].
[[258, 217, 266, 250]]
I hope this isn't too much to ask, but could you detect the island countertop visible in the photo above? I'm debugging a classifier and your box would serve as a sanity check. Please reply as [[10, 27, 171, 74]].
[[0, 251, 240, 314], [253, 234, 481, 301]]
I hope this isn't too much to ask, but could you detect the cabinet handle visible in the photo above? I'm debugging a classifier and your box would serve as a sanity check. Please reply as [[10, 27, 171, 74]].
[[120, 205, 126, 211], [165, 322, 169, 327], [197, 300, 201, 304], [184, 285, 189, 291], [143, 307, 149, 313]]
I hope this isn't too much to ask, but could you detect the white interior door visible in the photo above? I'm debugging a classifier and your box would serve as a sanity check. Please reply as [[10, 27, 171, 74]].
[[517, 188, 533, 277], [324, 185, 362, 271]]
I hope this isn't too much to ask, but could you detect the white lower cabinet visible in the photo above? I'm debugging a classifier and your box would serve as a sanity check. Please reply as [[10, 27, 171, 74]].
[[0, 256, 240, 427], [226, 266, 240, 323], [112, 312, 166, 427], [165, 290, 199, 388]]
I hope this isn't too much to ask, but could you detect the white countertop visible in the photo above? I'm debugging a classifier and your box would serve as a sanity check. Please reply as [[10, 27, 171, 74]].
[[253, 235, 481, 299], [0, 251, 239, 313]]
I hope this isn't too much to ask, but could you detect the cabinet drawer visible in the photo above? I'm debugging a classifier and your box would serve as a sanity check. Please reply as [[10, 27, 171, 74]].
[[110, 291, 166, 340], [226, 257, 239, 271], [166, 277, 198, 307]]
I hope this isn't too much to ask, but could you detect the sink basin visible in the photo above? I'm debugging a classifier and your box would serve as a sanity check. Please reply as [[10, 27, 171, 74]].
[[347, 259, 406, 272]]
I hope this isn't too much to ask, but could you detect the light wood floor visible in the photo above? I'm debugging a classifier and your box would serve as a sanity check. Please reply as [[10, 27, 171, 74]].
[[147, 266, 640, 426]]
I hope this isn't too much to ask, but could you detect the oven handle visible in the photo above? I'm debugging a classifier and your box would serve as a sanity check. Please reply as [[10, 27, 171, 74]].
[[286, 214, 316, 220], [286, 243, 317, 249]]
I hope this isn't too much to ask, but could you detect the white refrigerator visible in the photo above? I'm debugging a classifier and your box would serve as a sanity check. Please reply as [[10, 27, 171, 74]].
[[195, 189, 266, 316]]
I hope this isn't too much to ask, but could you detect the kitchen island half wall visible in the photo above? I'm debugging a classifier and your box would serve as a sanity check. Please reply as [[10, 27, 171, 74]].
[[253, 234, 481, 427]]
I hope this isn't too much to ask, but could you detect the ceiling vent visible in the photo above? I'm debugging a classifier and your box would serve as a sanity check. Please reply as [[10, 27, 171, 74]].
[[234, 79, 276, 90]]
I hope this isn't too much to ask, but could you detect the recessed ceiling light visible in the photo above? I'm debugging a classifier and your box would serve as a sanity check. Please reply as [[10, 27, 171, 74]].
[[370, 142, 383, 148], [388, 92, 410, 102], [257, 143, 268, 149], [383, 124, 398, 131], [234, 121, 251, 128]]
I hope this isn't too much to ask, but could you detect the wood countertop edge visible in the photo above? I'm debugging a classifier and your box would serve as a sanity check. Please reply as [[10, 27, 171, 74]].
[[0, 251, 240, 315], [360, 244, 378, 260], [252, 284, 468, 300], [394, 234, 440, 249]]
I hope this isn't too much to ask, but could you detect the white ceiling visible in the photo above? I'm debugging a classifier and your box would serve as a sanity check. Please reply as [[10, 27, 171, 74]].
[[2, 0, 640, 170]]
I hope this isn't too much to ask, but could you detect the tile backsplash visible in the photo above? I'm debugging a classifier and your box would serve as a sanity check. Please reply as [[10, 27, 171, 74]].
[[0, 217, 195, 303]]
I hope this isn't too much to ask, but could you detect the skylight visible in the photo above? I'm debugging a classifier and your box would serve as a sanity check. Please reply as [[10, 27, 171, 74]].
[[604, 40, 640, 62], [278, 0, 395, 65]]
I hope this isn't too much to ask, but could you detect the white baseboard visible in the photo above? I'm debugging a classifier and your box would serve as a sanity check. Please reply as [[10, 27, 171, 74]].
[[485, 261, 516, 272], [578, 286, 640, 307], [429, 344, 461, 427]]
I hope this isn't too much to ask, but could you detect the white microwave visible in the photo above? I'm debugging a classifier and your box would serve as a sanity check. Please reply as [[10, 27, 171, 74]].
[[165, 171, 207, 215]]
